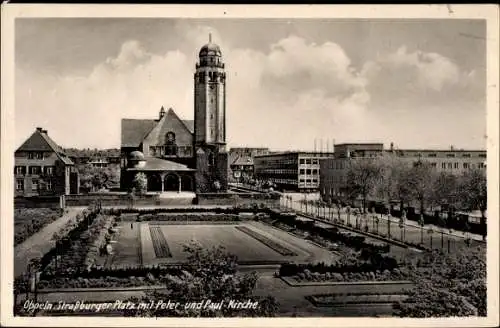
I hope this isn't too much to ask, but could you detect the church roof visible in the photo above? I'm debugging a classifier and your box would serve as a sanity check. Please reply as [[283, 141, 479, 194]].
[[121, 119, 157, 148], [127, 157, 195, 172], [121, 116, 194, 148], [16, 128, 74, 165], [183, 120, 194, 134]]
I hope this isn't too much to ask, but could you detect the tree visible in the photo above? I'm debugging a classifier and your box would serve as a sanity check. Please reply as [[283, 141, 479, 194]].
[[408, 161, 436, 217], [432, 171, 459, 211], [213, 180, 221, 193], [375, 154, 409, 218], [132, 173, 147, 194], [344, 159, 384, 214], [457, 168, 487, 220], [396, 245, 486, 317], [125, 241, 279, 317], [78, 163, 120, 192]]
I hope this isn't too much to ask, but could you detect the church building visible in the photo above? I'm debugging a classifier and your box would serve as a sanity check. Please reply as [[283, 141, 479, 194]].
[[120, 36, 228, 193]]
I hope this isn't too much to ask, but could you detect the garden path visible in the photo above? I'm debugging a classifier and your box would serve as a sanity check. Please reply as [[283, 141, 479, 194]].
[[14, 207, 86, 278]]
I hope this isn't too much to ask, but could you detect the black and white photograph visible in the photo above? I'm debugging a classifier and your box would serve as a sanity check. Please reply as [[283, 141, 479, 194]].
[[1, 4, 499, 327]]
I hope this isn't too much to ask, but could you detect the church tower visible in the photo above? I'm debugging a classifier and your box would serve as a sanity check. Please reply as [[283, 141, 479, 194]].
[[194, 34, 226, 151], [194, 35, 228, 192]]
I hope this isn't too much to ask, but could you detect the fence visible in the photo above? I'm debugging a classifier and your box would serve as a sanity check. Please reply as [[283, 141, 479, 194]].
[[14, 196, 64, 209], [280, 197, 483, 253], [196, 192, 280, 206]]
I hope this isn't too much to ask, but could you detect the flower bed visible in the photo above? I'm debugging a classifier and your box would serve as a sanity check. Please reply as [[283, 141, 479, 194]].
[[269, 214, 390, 254], [290, 267, 409, 283], [44, 214, 115, 274], [307, 293, 408, 306], [36, 270, 191, 289], [149, 226, 172, 258], [137, 213, 240, 222], [235, 226, 297, 256], [14, 208, 63, 246], [104, 206, 271, 216]]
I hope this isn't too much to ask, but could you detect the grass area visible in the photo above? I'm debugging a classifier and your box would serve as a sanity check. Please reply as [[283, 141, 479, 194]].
[[108, 220, 337, 267], [235, 225, 298, 256], [14, 208, 63, 246], [107, 222, 142, 268]]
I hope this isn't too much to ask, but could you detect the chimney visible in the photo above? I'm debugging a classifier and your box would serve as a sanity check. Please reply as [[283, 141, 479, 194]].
[[159, 106, 166, 119], [42, 129, 48, 134], [450, 145, 454, 151], [390, 142, 394, 151], [36, 127, 43, 132]]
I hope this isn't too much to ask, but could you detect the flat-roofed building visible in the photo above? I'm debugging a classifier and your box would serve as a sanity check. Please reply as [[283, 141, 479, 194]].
[[254, 151, 335, 192], [319, 142, 487, 201]]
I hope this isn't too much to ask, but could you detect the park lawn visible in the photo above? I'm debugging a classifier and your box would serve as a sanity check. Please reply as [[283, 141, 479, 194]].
[[108, 221, 142, 268], [14, 208, 63, 246], [108, 220, 339, 267], [150, 223, 297, 264]]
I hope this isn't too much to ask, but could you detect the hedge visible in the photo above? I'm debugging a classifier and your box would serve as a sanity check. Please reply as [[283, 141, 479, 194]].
[[278, 256, 399, 277]]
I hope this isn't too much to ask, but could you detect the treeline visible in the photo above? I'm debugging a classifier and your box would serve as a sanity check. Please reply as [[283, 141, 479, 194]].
[[78, 164, 120, 192], [63, 148, 120, 158], [333, 154, 486, 222]]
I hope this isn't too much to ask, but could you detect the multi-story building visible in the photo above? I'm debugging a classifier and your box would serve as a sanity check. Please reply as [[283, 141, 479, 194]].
[[228, 147, 270, 182], [319, 142, 487, 201], [15, 127, 79, 197], [254, 151, 335, 192], [88, 158, 110, 168]]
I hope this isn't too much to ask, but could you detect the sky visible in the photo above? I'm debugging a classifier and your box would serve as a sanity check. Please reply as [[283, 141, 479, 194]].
[[15, 18, 487, 151]]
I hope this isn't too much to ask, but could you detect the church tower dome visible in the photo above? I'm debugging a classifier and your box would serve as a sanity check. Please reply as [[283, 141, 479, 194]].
[[194, 33, 226, 151]]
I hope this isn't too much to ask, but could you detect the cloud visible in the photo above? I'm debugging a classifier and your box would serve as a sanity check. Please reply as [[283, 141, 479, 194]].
[[15, 26, 486, 151], [362, 45, 484, 111]]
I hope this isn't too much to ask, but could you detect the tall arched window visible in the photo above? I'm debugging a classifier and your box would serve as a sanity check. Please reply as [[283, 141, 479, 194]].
[[165, 132, 178, 156]]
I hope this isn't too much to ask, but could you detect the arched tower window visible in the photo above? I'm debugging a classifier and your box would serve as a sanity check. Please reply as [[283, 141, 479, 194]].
[[165, 132, 178, 156]]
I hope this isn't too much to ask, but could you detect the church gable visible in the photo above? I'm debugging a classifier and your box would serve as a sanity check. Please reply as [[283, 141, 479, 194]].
[[141, 108, 193, 158], [143, 108, 193, 146]]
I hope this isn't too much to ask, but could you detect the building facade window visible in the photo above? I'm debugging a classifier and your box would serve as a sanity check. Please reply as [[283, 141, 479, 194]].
[[16, 179, 24, 191], [32, 179, 38, 191], [15, 166, 25, 175], [441, 163, 446, 169], [454, 162, 459, 169], [45, 166, 54, 175], [29, 166, 41, 175], [164, 132, 178, 156], [46, 180, 52, 191], [447, 163, 452, 169], [463, 163, 469, 169], [428, 153, 437, 157]]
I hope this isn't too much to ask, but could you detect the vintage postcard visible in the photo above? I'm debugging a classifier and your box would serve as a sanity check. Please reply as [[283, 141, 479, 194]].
[[1, 4, 499, 328]]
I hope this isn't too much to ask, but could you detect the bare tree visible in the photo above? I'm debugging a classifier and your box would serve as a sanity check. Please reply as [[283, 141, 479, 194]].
[[344, 158, 384, 214]]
